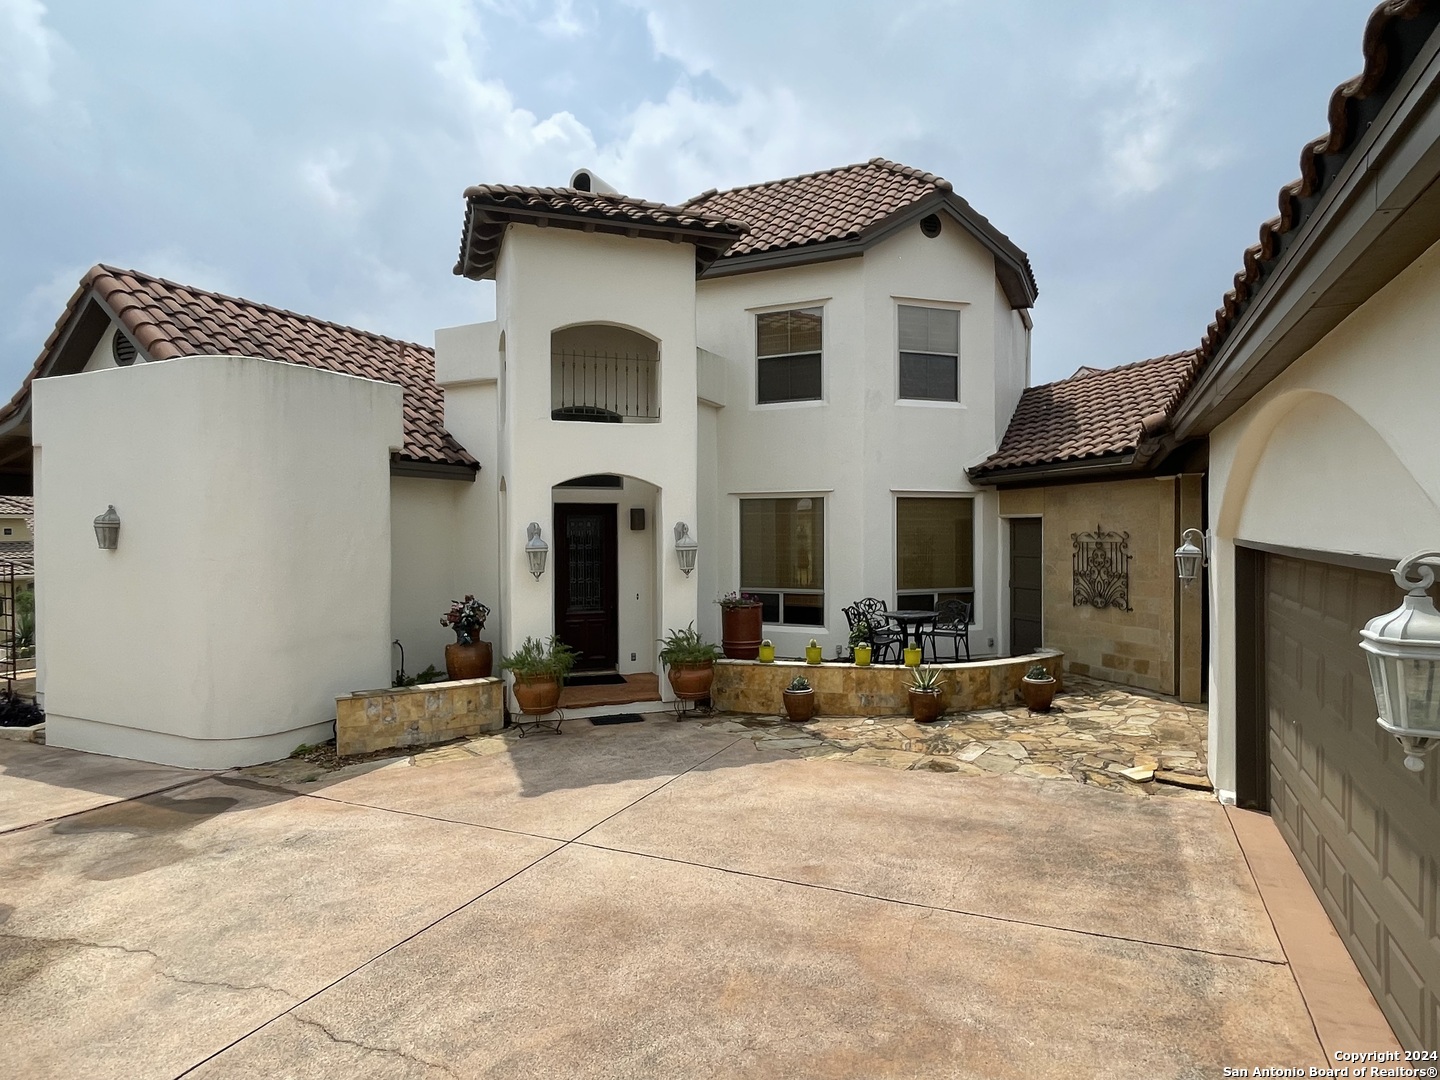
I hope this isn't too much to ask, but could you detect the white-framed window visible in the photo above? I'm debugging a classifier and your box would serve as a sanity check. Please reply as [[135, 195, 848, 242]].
[[896, 496, 974, 612], [740, 496, 825, 626], [898, 304, 959, 402], [756, 307, 822, 404]]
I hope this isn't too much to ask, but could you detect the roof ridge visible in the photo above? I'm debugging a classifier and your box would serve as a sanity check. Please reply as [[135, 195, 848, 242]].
[[1034, 349, 1198, 391], [93, 264, 433, 356], [684, 157, 948, 205]]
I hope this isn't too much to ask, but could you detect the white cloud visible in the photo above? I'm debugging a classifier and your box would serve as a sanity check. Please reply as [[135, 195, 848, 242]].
[[300, 148, 362, 215], [0, 0, 57, 108]]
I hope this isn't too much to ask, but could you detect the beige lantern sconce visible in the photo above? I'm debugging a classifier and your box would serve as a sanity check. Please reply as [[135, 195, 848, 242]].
[[94, 505, 121, 550], [674, 522, 697, 577], [525, 522, 549, 580], [1360, 550, 1440, 772], [1174, 528, 1208, 586]]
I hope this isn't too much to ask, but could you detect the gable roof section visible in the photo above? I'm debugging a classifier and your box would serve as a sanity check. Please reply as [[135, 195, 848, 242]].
[[1, 266, 476, 474], [0, 495, 32, 519], [969, 350, 1200, 482], [454, 185, 748, 280], [685, 158, 1038, 307]]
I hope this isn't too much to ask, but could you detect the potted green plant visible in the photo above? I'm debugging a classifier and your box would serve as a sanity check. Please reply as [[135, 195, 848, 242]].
[[716, 591, 763, 660], [805, 638, 823, 665], [782, 674, 816, 722], [499, 635, 578, 715], [909, 665, 946, 723], [440, 595, 492, 679], [1020, 663, 1057, 712], [758, 638, 775, 663], [902, 638, 922, 667], [849, 619, 873, 667], [659, 622, 723, 700]]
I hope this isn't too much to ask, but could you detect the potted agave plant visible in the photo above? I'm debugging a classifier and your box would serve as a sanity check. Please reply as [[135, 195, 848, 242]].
[[659, 622, 723, 701], [499, 635, 578, 715], [909, 665, 946, 723], [716, 591, 763, 660], [782, 674, 816, 722], [1020, 663, 1058, 713], [441, 595, 492, 680]]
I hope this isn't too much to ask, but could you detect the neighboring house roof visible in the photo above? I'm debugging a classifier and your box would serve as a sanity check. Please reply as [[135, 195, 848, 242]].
[[0, 496, 32, 519], [454, 185, 748, 280], [0, 541, 33, 577], [1, 266, 476, 475], [685, 158, 1038, 307], [969, 350, 1200, 482]]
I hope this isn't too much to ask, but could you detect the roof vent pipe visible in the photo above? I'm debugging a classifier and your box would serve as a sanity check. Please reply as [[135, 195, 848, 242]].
[[570, 169, 618, 195]]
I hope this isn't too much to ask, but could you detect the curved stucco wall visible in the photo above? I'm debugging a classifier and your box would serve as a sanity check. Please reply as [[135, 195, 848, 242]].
[[34, 355, 404, 768]]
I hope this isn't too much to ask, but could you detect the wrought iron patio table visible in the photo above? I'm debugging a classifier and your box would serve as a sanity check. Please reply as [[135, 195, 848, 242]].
[[884, 611, 938, 661]]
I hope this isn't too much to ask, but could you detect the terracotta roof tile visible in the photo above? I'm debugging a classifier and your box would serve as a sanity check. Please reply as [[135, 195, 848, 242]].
[[970, 351, 1201, 478], [2, 267, 475, 470], [0, 540, 32, 577]]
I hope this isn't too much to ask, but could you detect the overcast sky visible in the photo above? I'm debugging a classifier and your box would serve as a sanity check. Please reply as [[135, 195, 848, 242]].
[[0, 0, 1381, 391]]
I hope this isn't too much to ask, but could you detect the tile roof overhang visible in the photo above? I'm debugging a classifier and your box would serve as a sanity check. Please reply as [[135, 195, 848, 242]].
[[453, 185, 749, 280], [685, 158, 1038, 309], [968, 351, 1201, 485], [0, 267, 478, 491], [1173, 0, 1440, 438]]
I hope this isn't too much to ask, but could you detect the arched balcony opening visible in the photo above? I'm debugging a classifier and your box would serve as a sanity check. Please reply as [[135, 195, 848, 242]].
[[551, 324, 659, 423]]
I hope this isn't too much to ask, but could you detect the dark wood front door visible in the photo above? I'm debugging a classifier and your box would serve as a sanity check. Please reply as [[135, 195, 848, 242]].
[[554, 503, 618, 671], [1009, 518, 1043, 655]]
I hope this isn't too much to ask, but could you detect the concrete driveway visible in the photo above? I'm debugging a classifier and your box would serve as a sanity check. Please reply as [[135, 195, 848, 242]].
[[0, 717, 1362, 1078]]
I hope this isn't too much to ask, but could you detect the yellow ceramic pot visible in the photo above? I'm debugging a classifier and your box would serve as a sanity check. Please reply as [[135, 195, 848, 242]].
[[758, 641, 775, 663], [853, 644, 872, 667]]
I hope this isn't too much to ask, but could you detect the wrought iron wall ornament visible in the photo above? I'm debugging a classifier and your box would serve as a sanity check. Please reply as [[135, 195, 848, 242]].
[[1072, 524, 1133, 611]]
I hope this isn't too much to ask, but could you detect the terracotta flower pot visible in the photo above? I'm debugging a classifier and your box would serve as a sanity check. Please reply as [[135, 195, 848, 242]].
[[512, 675, 561, 715], [668, 662, 715, 701], [1020, 676, 1057, 713], [721, 604, 763, 660], [909, 688, 944, 723], [782, 688, 816, 722], [444, 639, 493, 680]]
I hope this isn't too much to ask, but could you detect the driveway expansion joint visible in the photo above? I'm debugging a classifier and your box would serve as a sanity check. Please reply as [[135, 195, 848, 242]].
[[0, 772, 223, 836]]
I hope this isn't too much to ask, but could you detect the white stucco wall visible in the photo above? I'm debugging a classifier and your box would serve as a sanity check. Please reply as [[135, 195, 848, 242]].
[[694, 218, 1025, 657], [33, 355, 403, 768], [1206, 235, 1440, 798], [390, 476, 468, 678]]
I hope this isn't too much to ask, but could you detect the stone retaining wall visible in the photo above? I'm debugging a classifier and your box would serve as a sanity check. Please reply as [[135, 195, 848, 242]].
[[712, 650, 1063, 717], [336, 678, 502, 757]]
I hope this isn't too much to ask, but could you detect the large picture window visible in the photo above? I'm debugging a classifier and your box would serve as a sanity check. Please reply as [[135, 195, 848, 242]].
[[898, 305, 959, 401], [757, 307, 822, 404], [896, 497, 973, 612], [740, 496, 825, 626]]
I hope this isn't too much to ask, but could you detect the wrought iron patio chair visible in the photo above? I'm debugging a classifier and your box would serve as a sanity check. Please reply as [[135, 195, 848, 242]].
[[854, 597, 904, 663], [922, 598, 973, 662]]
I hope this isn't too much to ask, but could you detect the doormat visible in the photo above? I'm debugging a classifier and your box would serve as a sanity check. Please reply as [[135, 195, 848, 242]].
[[566, 673, 627, 687], [590, 713, 645, 726]]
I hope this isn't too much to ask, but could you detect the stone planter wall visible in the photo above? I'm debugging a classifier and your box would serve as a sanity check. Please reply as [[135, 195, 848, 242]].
[[711, 650, 1063, 718], [336, 677, 502, 757], [0, 722, 44, 743]]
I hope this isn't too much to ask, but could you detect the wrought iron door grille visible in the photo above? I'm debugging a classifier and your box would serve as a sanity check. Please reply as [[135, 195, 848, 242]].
[[1071, 525, 1132, 611]]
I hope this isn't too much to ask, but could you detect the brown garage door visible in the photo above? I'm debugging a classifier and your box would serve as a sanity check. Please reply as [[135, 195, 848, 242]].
[[1263, 552, 1440, 1049]]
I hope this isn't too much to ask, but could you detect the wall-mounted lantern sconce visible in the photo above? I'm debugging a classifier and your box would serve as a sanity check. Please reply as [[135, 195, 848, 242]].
[[1174, 528, 1208, 586], [94, 505, 121, 550], [674, 522, 697, 577], [1361, 549, 1440, 772], [525, 522, 548, 580]]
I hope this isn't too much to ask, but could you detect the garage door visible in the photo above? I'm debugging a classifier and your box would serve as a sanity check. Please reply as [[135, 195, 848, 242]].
[[1263, 552, 1440, 1049]]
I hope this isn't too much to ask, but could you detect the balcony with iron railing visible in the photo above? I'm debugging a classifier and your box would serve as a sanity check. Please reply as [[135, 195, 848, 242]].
[[550, 349, 660, 423]]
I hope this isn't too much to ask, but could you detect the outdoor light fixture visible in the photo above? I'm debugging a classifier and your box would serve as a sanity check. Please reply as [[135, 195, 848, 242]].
[[1360, 550, 1440, 772], [525, 522, 548, 580], [1174, 528, 1208, 586], [674, 522, 697, 577], [93, 505, 120, 550]]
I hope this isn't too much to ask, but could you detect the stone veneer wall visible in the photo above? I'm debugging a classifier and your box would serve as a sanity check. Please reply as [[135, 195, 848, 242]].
[[336, 678, 502, 757], [711, 651, 1063, 717], [998, 475, 1204, 702]]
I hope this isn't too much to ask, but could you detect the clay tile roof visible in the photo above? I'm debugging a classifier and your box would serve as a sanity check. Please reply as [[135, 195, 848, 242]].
[[970, 350, 1201, 479], [0, 540, 33, 576], [0, 496, 32, 518], [3, 267, 475, 471], [454, 185, 747, 280], [686, 157, 1037, 303], [1197, 0, 1439, 368]]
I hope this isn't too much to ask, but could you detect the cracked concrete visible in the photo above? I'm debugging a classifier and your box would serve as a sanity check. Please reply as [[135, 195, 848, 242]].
[[0, 715, 1389, 1077]]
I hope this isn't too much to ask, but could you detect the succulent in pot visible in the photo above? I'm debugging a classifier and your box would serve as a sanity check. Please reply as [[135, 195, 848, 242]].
[[500, 635, 579, 715], [908, 665, 945, 723], [849, 618, 873, 666], [805, 638, 823, 665], [758, 638, 775, 663], [440, 595, 493, 679], [782, 673, 816, 722], [659, 622, 722, 701], [1020, 662, 1058, 713]]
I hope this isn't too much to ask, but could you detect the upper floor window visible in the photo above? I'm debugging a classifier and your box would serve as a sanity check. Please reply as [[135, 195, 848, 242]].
[[898, 305, 959, 402], [757, 307, 822, 404]]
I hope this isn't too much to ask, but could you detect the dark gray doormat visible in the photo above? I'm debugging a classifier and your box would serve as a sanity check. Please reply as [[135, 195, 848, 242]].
[[566, 673, 628, 687], [590, 714, 645, 726]]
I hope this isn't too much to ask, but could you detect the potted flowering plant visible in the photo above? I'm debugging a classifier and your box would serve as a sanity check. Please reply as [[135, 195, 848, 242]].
[[440, 595, 492, 679], [716, 591, 763, 660]]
